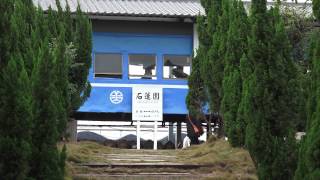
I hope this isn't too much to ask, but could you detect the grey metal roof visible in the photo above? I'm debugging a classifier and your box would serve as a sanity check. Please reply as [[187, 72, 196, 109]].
[[33, 0, 205, 18]]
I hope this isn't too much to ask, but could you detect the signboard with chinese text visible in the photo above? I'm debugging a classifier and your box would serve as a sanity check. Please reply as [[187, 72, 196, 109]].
[[132, 87, 163, 121]]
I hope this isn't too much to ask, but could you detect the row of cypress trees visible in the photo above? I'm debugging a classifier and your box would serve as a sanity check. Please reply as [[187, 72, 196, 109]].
[[0, 0, 92, 179], [187, 0, 319, 179]]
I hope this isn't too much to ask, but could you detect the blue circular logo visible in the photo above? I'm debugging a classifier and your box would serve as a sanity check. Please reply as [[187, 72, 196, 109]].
[[109, 90, 123, 104]]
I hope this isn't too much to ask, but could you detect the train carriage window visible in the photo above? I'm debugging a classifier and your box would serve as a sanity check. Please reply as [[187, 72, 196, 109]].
[[129, 54, 157, 80], [163, 55, 191, 79], [94, 53, 122, 78]]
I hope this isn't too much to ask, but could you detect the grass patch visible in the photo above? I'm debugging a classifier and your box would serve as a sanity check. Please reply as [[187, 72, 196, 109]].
[[177, 137, 257, 179], [63, 141, 112, 164]]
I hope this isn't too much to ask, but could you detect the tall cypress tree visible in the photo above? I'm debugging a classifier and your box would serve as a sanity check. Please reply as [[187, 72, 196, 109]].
[[198, 0, 222, 114], [295, 3, 320, 178], [196, 0, 229, 137], [295, 30, 320, 180], [186, 54, 207, 124], [236, 53, 252, 146], [27, 2, 92, 178], [0, 56, 33, 180], [0, 0, 13, 68], [221, 0, 248, 147], [63, 2, 73, 43], [0, 0, 92, 178], [7, 0, 35, 74], [242, 1, 298, 179], [30, 37, 64, 179], [194, 0, 227, 137], [243, 0, 273, 173], [0, 1, 33, 178], [47, 0, 71, 136], [70, 6, 93, 111], [53, 26, 70, 139], [45, 1, 82, 138], [206, 0, 229, 114], [47, 7, 59, 38]]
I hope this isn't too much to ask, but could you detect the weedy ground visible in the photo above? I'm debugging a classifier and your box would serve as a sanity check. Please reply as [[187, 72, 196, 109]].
[[62, 137, 257, 180], [177, 137, 257, 179]]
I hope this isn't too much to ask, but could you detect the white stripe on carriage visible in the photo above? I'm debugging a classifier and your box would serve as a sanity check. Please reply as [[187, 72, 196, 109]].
[[90, 83, 188, 89]]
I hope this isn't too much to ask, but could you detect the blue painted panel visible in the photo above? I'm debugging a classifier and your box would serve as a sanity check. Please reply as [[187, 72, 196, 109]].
[[78, 32, 193, 114], [93, 32, 192, 55], [79, 87, 132, 113], [78, 87, 189, 114], [163, 88, 188, 114], [88, 32, 192, 85]]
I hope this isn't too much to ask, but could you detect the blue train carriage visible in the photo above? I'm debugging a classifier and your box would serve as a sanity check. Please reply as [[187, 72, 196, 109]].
[[79, 31, 194, 118], [35, 0, 205, 122], [73, 0, 205, 122]]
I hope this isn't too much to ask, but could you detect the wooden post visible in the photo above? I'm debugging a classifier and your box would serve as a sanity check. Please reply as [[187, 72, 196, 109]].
[[207, 122, 210, 139], [174, 122, 177, 149], [168, 122, 174, 143], [137, 120, 141, 150], [177, 122, 182, 148], [154, 120, 158, 150], [67, 118, 77, 142]]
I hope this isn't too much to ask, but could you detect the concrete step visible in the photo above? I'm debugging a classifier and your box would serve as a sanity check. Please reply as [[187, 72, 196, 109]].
[[78, 162, 214, 169], [73, 172, 214, 180]]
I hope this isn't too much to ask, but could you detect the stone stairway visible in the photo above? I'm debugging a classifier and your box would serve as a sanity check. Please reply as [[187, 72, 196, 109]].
[[72, 149, 213, 180]]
